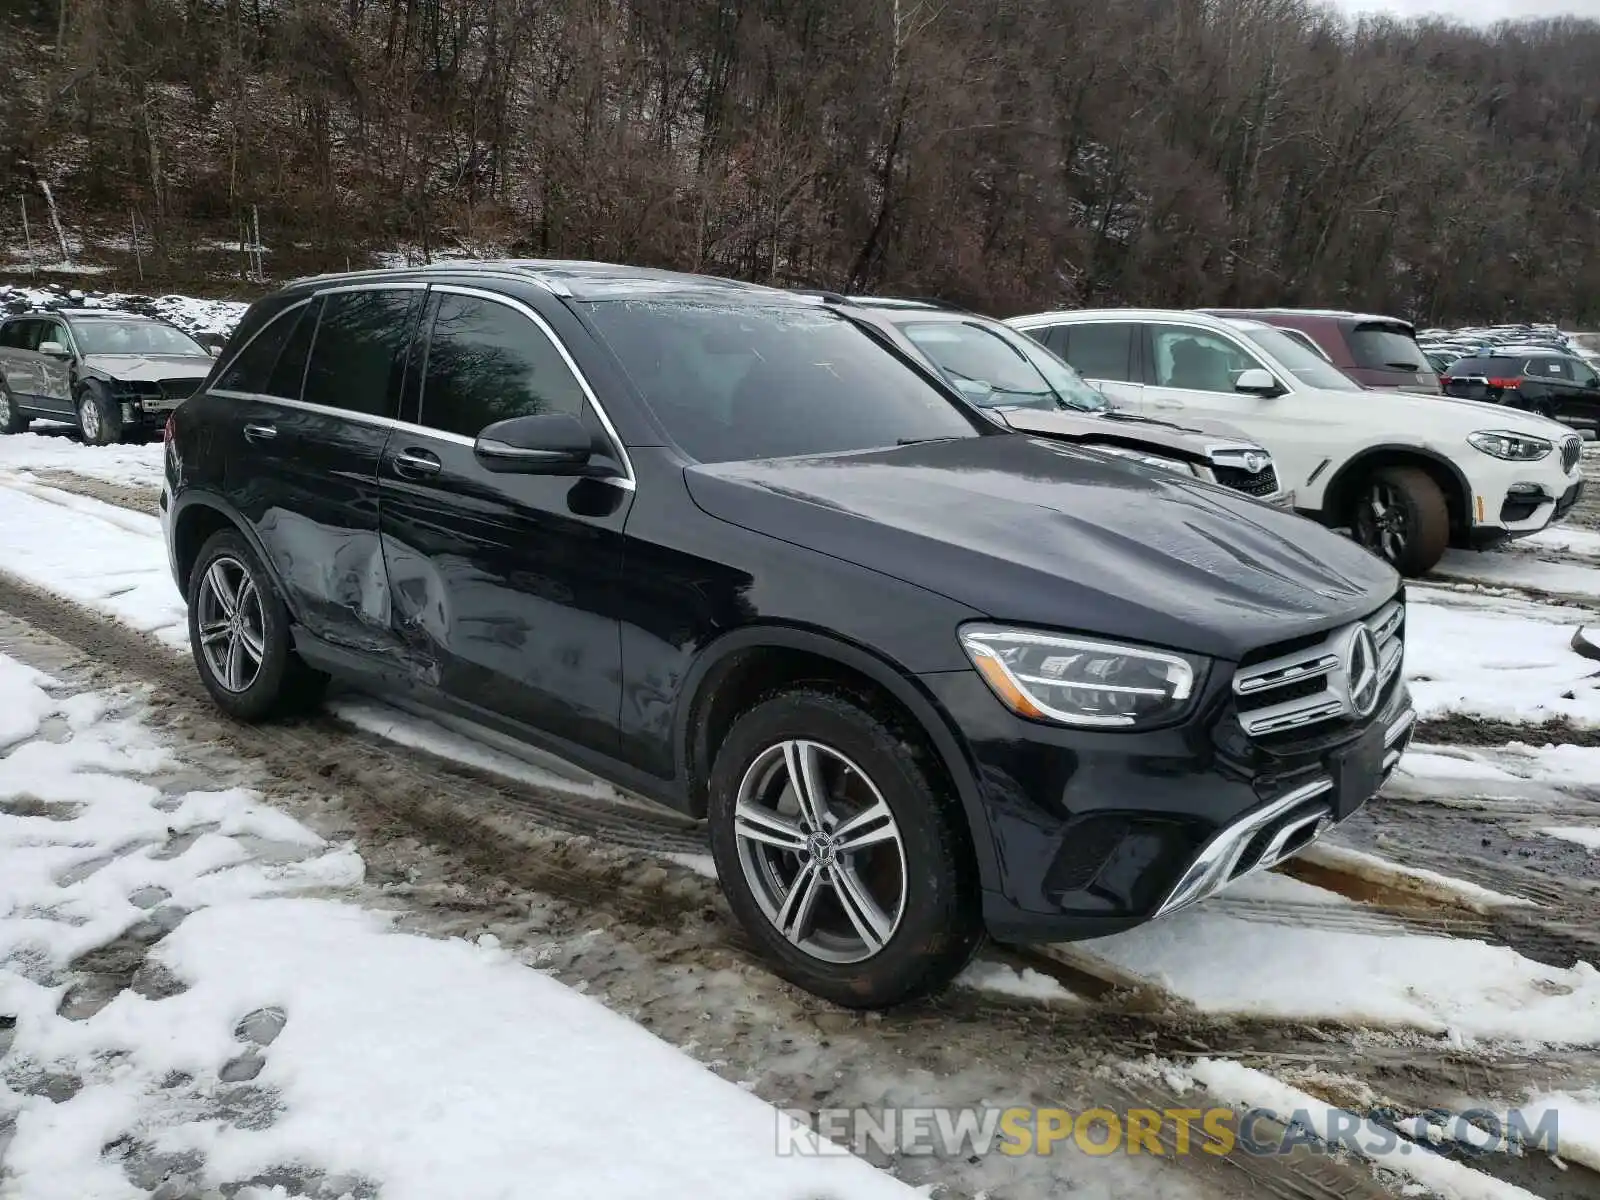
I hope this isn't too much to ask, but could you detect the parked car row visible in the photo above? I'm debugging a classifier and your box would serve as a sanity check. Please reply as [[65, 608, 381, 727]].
[[1002, 307, 1583, 578]]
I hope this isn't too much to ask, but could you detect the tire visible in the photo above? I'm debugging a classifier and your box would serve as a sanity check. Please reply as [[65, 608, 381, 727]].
[[0, 379, 28, 435], [75, 381, 122, 446], [707, 687, 983, 1009], [186, 528, 328, 722], [1350, 465, 1450, 577]]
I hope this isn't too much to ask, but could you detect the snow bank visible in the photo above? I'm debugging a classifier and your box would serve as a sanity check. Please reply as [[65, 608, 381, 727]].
[[1073, 872, 1600, 1044], [1405, 595, 1600, 727]]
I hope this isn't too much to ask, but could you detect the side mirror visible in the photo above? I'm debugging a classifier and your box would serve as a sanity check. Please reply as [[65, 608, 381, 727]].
[[1235, 368, 1283, 397], [474, 412, 598, 475], [954, 378, 995, 402], [37, 340, 68, 357]]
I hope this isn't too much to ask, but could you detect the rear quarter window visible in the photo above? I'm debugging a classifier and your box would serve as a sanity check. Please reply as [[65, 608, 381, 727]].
[[1346, 323, 1428, 373]]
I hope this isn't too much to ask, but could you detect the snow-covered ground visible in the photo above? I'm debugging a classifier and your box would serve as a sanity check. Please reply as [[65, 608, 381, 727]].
[[0, 654, 920, 1199], [1406, 585, 1600, 726]]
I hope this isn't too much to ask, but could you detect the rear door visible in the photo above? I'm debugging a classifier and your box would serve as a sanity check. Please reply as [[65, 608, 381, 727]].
[[1526, 356, 1600, 425], [1033, 321, 1145, 411], [0, 318, 43, 405], [377, 284, 630, 757], [214, 284, 421, 659]]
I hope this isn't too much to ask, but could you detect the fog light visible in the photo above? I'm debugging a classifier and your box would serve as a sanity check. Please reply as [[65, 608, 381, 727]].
[[1508, 483, 1546, 497]]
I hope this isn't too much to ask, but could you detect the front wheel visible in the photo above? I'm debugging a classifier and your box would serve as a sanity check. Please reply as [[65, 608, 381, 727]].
[[1351, 465, 1450, 577], [707, 688, 982, 1009], [76, 382, 122, 446]]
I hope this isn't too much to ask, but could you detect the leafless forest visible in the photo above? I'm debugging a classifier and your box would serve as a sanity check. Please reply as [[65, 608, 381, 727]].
[[1, 0, 1597, 323]]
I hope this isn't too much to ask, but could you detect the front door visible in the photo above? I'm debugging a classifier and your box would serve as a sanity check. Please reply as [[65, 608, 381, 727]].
[[377, 285, 630, 758], [31, 317, 76, 415], [215, 285, 421, 658], [1137, 322, 1335, 495]]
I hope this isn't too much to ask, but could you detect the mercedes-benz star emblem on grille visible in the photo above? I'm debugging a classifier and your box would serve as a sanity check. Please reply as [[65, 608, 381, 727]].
[[1243, 452, 1267, 475], [1341, 625, 1381, 718]]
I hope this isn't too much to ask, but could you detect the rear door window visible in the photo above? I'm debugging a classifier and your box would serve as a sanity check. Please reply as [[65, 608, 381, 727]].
[[302, 288, 418, 418], [1346, 323, 1427, 373], [1059, 323, 1135, 382], [0, 319, 34, 350], [417, 292, 588, 439]]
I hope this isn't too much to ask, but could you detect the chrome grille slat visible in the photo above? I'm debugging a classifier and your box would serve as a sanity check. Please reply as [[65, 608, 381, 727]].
[[1234, 601, 1405, 738]]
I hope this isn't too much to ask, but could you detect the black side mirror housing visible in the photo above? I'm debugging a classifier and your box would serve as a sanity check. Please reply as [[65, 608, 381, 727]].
[[474, 412, 603, 476]]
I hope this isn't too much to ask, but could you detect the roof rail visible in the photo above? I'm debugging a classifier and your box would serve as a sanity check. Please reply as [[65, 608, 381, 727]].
[[286, 260, 573, 297], [789, 287, 855, 304]]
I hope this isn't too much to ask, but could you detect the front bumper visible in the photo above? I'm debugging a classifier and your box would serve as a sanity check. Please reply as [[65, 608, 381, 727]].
[[920, 659, 1415, 944], [1469, 446, 1585, 536]]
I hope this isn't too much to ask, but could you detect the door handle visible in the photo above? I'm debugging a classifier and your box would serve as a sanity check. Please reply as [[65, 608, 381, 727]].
[[391, 447, 442, 478], [243, 422, 277, 442]]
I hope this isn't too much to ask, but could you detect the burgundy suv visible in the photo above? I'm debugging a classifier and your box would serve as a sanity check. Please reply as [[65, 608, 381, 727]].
[[1199, 309, 1441, 395]]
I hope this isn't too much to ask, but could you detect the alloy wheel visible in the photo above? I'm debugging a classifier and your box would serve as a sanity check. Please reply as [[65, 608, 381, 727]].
[[195, 556, 268, 693], [79, 396, 101, 442], [732, 739, 908, 964], [1356, 481, 1409, 564]]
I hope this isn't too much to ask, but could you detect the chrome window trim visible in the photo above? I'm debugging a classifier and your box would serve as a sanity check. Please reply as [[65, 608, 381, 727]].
[[424, 283, 635, 488], [313, 281, 429, 296]]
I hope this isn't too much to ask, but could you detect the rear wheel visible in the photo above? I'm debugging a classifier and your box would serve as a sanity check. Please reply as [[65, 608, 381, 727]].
[[187, 529, 327, 721], [76, 382, 122, 446], [707, 688, 982, 1008], [1351, 465, 1450, 577], [0, 380, 28, 435]]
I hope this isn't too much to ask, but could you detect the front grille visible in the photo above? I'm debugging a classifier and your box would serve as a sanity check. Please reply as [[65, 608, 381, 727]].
[[159, 379, 200, 403], [1231, 600, 1405, 739], [1212, 463, 1281, 498], [1562, 435, 1583, 473]]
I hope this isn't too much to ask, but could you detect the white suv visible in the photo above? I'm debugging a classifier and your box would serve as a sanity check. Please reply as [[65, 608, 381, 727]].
[[1007, 308, 1586, 576]]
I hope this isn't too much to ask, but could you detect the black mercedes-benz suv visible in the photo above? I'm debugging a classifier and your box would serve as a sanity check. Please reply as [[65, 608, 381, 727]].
[[161, 261, 1415, 1008]]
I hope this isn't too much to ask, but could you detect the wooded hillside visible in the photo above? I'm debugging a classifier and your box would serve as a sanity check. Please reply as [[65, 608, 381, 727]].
[[3, 0, 1597, 323]]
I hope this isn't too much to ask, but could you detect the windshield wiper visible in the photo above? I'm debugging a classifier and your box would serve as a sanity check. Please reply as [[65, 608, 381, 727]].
[[896, 436, 964, 446]]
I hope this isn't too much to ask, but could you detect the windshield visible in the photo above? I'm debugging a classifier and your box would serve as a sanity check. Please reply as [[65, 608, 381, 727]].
[[898, 319, 1107, 412], [1239, 326, 1362, 391], [72, 320, 207, 357], [583, 299, 981, 463], [1348, 324, 1431, 375]]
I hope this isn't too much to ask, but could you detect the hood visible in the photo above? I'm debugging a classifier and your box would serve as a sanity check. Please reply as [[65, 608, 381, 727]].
[[993, 407, 1262, 459], [1409, 391, 1579, 441], [81, 353, 214, 382], [684, 435, 1396, 661]]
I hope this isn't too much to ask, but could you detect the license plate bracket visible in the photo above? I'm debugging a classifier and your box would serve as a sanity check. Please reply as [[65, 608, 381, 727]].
[[1330, 723, 1386, 819]]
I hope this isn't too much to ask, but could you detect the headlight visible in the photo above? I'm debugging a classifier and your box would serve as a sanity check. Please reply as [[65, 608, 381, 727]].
[[958, 624, 1205, 729], [1093, 445, 1199, 476], [1469, 430, 1552, 461]]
